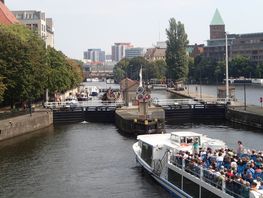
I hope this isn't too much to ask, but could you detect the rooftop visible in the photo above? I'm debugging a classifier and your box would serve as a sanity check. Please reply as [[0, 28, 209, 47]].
[[0, 1, 19, 25], [210, 9, 224, 26]]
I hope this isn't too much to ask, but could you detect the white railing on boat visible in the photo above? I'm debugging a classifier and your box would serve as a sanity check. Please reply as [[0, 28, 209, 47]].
[[169, 156, 263, 198]]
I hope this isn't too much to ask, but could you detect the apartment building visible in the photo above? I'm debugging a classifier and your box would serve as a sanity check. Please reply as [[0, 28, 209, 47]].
[[12, 10, 54, 47]]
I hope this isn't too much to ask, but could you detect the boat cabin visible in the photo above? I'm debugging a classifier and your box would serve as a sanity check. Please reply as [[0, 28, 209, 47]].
[[170, 132, 201, 145]]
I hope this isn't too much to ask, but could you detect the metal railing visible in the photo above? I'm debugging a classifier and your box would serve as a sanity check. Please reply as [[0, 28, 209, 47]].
[[44, 100, 125, 109], [169, 156, 263, 198], [152, 98, 233, 106], [153, 150, 170, 176]]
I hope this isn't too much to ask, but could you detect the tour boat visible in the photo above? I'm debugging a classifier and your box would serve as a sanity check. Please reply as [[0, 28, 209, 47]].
[[133, 131, 254, 198]]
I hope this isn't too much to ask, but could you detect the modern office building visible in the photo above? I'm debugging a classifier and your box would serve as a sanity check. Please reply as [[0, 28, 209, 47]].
[[125, 47, 145, 59], [0, 0, 19, 25], [231, 33, 263, 63], [12, 10, 54, 47], [83, 48, 105, 63], [111, 42, 133, 62]]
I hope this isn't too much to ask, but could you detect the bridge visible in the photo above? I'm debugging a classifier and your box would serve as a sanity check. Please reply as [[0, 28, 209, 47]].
[[45, 98, 227, 124]]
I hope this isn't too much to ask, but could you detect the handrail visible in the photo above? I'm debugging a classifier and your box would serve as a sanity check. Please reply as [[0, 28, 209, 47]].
[[169, 157, 263, 198], [44, 100, 125, 109], [153, 150, 170, 176], [152, 98, 234, 106]]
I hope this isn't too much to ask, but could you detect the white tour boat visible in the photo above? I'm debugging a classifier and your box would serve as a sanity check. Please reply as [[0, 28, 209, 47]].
[[133, 131, 262, 198]]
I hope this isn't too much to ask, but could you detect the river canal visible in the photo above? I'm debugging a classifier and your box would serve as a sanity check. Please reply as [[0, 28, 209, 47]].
[[0, 87, 263, 198]]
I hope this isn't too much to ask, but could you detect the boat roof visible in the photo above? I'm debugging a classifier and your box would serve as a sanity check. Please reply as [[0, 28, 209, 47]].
[[137, 133, 170, 147], [137, 131, 203, 147], [171, 131, 202, 137], [137, 131, 226, 151]]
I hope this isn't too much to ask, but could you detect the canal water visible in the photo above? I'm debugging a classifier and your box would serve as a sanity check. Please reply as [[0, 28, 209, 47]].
[[0, 87, 263, 198]]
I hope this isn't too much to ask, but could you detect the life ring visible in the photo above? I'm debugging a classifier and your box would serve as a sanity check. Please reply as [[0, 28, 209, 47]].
[[144, 94, 151, 100], [136, 86, 144, 94], [136, 94, 144, 100]]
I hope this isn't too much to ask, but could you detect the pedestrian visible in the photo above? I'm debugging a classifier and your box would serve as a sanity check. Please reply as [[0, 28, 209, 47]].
[[237, 141, 244, 157], [193, 138, 199, 155], [249, 181, 261, 198]]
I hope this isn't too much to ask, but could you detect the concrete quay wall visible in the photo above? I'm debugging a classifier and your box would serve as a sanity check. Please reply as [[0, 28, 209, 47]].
[[226, 107, 263, 129], [0, 110, 53, 142]]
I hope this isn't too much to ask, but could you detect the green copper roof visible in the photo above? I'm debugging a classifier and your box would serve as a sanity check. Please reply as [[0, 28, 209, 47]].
[[210, 9, 224, 25]]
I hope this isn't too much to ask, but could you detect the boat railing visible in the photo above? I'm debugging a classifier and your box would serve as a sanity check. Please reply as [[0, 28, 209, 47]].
[[153, 150, 170, 176], [169, 156, 260, 198]]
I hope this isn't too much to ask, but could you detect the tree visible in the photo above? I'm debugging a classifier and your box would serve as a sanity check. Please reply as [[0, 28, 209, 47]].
[[0, 76, 6, 102], [165, 18, 189, 82], [47, 47, 83, 94], [0, 24, 47, 107]]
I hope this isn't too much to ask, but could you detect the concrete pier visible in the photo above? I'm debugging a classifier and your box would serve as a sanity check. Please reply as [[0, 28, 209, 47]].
[[0, 110, 53, 141], [115, 106, 165, 135]]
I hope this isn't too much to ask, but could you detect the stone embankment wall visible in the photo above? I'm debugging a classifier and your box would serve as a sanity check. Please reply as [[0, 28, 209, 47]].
[[0, 110, 53, 141], [226, 108, 263, 129]]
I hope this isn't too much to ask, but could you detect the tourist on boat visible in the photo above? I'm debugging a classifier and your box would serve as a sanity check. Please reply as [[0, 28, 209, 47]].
[[258, 180, 263, 190], [193, 138, 199, 154], [237, 140, 244, 157], [249, 180, 262, 198]]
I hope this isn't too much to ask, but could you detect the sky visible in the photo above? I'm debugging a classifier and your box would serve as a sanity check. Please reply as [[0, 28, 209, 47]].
[[7, 0, 263, 60]]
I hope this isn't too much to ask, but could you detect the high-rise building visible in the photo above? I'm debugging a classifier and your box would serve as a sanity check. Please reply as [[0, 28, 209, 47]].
[[83, 49, 105, 63], [12, 10, 54, 47], [0, 1, 19, 25], [111, 43, 133, 62], [125, 47, 145, 59]]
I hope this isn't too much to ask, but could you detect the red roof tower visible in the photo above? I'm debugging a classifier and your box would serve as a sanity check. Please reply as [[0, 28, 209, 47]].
[[0, 0, 19, 25]]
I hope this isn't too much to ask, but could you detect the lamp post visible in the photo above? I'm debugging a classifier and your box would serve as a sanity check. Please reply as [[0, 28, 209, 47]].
[[199, 68, 202, 99], [225, 32, 229, 103], [244, 83, 247, 111]]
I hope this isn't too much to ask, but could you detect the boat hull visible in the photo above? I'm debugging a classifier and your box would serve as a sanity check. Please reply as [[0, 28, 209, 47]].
[[133, 144, 191, 198]]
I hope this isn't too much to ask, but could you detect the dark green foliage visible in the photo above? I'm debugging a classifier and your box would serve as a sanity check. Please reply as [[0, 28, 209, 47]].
[[0, 24, 83, 107], [166, 18, 189, 82], [113, 57, 167, 83], [188, 54, 263, 84]]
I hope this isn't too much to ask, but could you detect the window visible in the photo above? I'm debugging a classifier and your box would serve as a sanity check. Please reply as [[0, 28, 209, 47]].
[[141, 142, 152, 166], [183, 177, 199, 198], [168, 168, 182, 189], [201, 187, 220, 198]]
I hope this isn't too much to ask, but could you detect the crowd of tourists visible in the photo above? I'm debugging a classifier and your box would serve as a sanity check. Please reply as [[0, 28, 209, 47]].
[[171, 141, 263, 198]]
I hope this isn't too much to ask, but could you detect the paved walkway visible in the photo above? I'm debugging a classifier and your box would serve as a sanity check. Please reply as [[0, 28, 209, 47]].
[[229, 105, 263, 115], [167, 89, 263, 114]]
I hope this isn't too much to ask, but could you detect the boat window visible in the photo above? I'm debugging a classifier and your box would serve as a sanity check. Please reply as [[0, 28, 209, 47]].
[[183, 177, 199, 198], [170, 134, 179, 143], [168, 168, 182, 189], [141, 142, 153, 167], [201, 187, 220, 198], [180, 137, 186, 143], [186, 137, 193, 143]]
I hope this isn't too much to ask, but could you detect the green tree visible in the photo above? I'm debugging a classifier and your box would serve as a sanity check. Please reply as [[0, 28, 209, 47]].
[[0, 24, 47, 107], [0, 76, 6, 102], [165, 18, 189, 82], [47, 47, 83, 94], [113, 58, 130, 83], [152, 60, 167, 80]]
